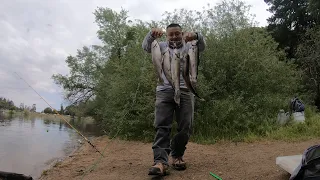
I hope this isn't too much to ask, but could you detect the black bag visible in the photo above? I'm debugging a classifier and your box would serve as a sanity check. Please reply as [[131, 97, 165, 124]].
[[290, 97, 305, 113], [290, 144, 320, 180]]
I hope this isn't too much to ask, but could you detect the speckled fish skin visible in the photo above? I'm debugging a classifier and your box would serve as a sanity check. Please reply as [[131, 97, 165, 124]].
[[162, 46, 173, 87], [182, 49, 204, 101], [171, 44, 181, 106], [188, 39, 198, 88], [151, 40, 164, 85]]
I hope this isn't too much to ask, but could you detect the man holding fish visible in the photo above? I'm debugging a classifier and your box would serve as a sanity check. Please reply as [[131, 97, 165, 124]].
[[142, 23, 206, 176]]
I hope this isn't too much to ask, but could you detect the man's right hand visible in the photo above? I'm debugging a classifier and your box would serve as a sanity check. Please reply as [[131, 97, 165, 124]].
[[151, 28, 164, 38]]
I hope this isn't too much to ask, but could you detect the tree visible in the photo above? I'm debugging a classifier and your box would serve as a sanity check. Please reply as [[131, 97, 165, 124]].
[[60, 104, 64, 115], [52, 8, 134, 106], [296, 26, 320, 107], [94, 7, 131, 60], [264, 0, 319, 60], [308, 0, 320, 21], [20, 103, 24, 111], [52, 46, 104, 105], [159, 0, 257, 36], [43, 107, 53, 114], [0, 97, 18, 110], [64, 105, 76, 116], [30, 104, 36, 112]]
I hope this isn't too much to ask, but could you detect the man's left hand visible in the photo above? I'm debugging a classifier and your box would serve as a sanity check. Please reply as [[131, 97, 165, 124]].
[[183, 32, 197, 42]]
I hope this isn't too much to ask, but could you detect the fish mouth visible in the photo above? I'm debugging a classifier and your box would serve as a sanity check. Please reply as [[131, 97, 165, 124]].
[[168, 40, 183, 49]]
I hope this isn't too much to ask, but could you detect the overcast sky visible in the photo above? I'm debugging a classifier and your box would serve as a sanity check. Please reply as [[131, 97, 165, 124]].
[[0, 0, 271, 112]]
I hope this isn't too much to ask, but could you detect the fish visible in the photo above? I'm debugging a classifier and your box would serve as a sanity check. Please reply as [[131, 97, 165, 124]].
[[171, 44, 181, 106], [188, 40, 198, 88], [151, 40, 164, 85], [182, 40, 205, 101], [162, 46, 174, 87]]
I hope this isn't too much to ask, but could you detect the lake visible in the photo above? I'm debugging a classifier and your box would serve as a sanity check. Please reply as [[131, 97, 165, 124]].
[[0, 113, 102, 179]]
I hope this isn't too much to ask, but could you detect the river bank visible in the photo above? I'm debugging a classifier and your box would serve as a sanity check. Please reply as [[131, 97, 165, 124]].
[[38, 135, 319, 180]]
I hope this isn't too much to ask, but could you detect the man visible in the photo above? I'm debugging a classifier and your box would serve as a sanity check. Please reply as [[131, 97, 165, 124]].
[[142, 23, 206, 176]]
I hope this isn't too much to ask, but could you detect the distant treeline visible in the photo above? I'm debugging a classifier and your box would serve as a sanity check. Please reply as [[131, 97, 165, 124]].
[[0, 97, 36, 112], [42, 104, 76, 116]]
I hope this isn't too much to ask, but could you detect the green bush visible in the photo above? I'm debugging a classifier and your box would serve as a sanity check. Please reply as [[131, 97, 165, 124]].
[[53, 0, 313, 142]]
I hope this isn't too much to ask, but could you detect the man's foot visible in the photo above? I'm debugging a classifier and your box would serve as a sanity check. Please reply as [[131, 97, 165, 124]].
[[148, 162, 168, 176], [171, 157, 187, 171]]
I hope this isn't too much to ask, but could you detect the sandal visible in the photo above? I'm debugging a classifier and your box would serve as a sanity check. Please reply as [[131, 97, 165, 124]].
[[148, 162, 168, 176], [172, 157, 187, 170]]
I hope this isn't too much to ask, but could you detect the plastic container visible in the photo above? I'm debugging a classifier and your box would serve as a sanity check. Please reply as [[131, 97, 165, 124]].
[[277, 109, 290, 125], [293, 111, 305, 122]]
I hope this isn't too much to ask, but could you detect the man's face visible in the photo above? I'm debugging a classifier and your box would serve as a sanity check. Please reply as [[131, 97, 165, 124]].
[[166, 26, 183, 43]]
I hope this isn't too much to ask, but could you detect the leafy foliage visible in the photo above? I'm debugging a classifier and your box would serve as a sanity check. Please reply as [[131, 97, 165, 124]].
[[264, 0, 320, 60], [264, 0, 320, 108], [43, 107, 53, 114], [0, 97, 17, 110], [52, 46, 104, 105], [296, 26, 320, 105], [53, 0, 309, 141]]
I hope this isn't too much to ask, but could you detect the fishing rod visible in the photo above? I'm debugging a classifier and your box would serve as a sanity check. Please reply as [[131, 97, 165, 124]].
[[14, 72, 104, 157]]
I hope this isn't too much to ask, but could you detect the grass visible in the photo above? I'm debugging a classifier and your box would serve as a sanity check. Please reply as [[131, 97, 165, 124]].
[[41, 169, 49, 176], [250, 107, 320, 142], [53, 161, 62, 167], [264, 114, 320, 142], [111, 110, 320, 145], [190, 107, 320, 144]]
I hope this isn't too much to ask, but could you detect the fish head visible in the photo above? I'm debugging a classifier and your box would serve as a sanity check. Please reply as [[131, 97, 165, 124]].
[[181, 52, 188, 63], [151, 40, 161, 57], [173, 48, 181, 59], [190, 39, 198, 46]]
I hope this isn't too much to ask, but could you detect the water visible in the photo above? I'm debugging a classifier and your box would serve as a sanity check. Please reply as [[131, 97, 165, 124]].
[[0, 113, 102, 179]]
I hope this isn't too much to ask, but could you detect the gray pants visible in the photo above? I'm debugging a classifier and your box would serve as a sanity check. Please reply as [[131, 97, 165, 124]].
[[152, 88, 195, 165]]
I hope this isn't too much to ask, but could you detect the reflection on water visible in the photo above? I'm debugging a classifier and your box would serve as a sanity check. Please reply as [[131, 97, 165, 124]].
[[0, 113, 102, 179]]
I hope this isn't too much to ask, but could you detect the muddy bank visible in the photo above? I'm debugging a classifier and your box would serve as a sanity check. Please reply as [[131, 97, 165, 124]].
[[36, 142, 83, 179], [39, 136, 319, 180]]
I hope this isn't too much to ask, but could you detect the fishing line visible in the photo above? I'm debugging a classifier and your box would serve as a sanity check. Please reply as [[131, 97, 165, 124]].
[[13, 72, 104, 157]]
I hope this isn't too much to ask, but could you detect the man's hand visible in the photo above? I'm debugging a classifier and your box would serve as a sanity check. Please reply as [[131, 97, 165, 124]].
[[183, 32, 197, 42], [151, 28, 164, 38]]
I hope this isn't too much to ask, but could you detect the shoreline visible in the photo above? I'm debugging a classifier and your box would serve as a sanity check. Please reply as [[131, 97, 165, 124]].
[[37, 141, 84, 180], [2, 110, 94, 124], [38, 135, 319, 180]]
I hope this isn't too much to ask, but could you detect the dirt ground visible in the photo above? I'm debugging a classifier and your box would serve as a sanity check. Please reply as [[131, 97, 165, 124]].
[[39, 136, 319, 180]]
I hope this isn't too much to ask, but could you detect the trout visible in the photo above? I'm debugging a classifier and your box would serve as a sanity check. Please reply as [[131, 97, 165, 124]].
[[162, 46, 173, 87], [171, 45, 181, 106], [182, 52, 204, 101], [151, 40, 164, 85], [188, 40, 198, 88], [182, 40, 204, 101]]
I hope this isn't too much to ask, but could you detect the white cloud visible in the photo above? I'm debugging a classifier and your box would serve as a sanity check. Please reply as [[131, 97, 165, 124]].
[[0, 0, 271, 111]]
